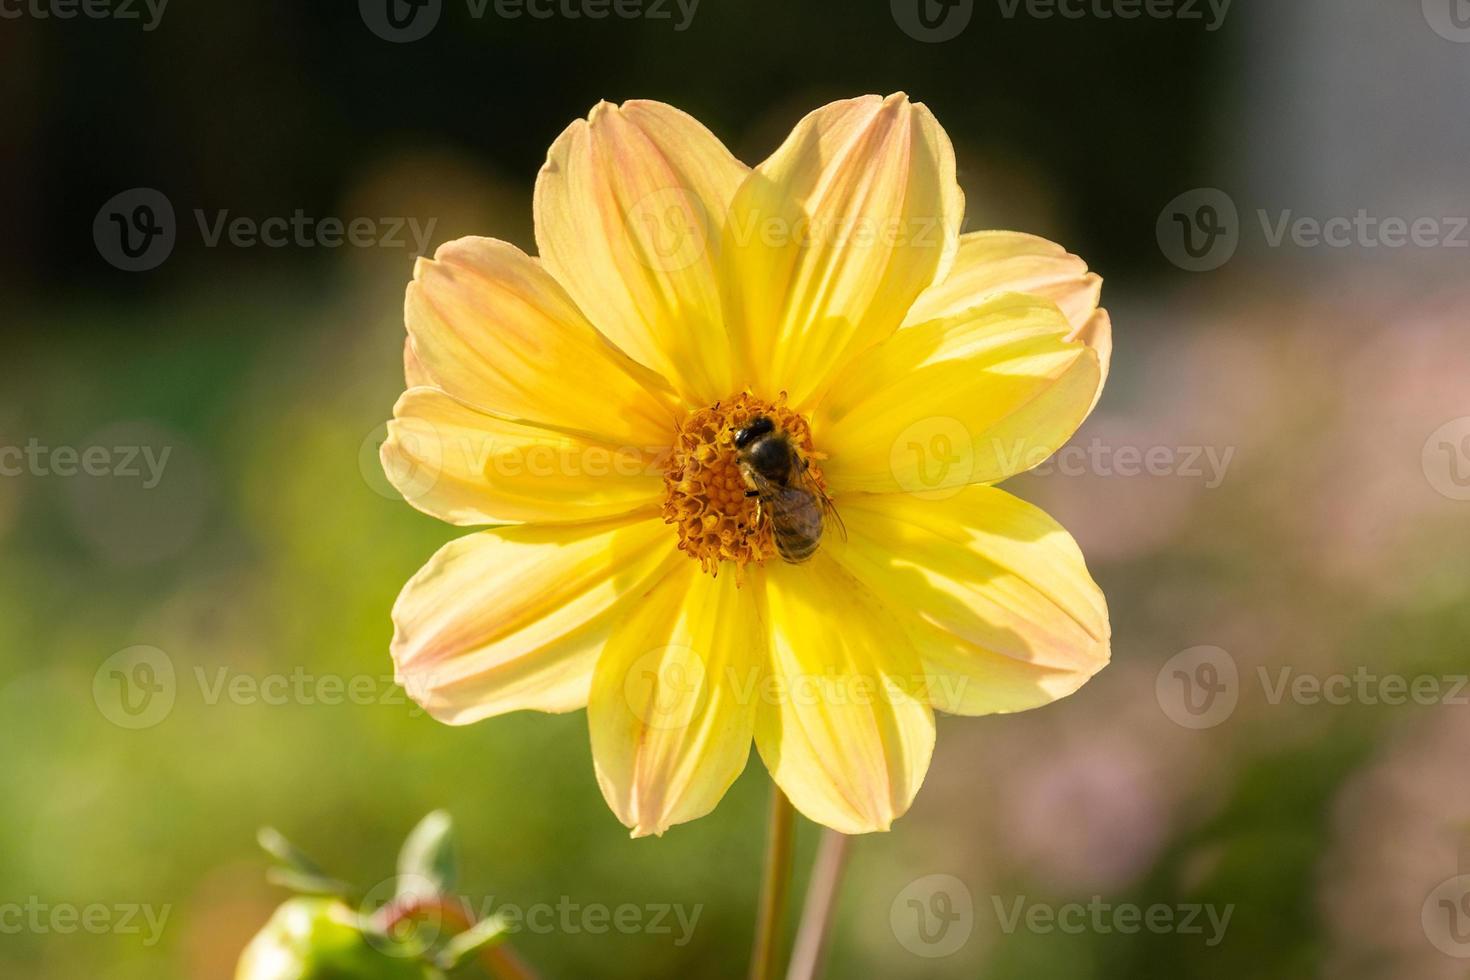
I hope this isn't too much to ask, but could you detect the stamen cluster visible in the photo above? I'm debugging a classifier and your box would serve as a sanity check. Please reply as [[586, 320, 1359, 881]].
[[660, 392, 819, 577]]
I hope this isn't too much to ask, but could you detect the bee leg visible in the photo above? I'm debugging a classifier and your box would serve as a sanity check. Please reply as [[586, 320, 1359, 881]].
[[744, 490, 759, 498]]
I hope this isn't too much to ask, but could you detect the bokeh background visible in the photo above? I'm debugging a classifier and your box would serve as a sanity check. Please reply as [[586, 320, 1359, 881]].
[[4, 0, 1470, 977]]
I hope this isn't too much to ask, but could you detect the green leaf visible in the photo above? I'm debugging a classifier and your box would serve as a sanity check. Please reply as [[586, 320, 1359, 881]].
[[435, 915, 509, 971], [396, 810, 457, 901], [266, 866, 352, 897], [257, 826, 328, 876]]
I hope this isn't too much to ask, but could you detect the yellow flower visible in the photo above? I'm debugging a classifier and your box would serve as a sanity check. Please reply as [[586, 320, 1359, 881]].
[[381, 94, 1112, 837]]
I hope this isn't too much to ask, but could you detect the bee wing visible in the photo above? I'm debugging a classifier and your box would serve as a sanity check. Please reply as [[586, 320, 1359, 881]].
[[798, 465, 846, 542]]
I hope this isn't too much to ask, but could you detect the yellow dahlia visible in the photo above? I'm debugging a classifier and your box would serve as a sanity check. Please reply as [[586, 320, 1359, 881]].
[[381, 94, 1112, 837]]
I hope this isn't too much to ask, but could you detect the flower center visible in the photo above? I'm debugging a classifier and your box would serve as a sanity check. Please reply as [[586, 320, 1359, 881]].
[[661, 392, 826, 578]]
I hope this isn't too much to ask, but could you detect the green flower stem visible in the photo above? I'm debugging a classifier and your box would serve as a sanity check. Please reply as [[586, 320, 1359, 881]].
[[749, 782, 797, 980], [379, 894, 538, 980], [784, 829, 851, 980]]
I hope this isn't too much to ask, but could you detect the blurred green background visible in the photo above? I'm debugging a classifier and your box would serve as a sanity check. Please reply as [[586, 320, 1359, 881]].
[[4, 1, 1470, 977]]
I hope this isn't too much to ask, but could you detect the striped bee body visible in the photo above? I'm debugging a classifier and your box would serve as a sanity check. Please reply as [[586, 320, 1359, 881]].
[[733, 415, 842, 565]]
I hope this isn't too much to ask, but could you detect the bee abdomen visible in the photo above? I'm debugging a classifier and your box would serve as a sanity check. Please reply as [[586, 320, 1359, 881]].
[[770, 490, 823, 564], [775, 533, 820, 563]]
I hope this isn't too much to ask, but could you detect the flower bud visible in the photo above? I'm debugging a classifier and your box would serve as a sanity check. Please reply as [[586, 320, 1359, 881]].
[[236, 897, 437, 980]]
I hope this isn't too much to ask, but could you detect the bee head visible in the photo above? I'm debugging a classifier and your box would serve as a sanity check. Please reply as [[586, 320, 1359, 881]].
[[733, 415, 775, 450]]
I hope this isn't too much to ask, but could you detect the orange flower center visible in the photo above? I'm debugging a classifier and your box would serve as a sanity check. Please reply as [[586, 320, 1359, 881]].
[[661, 392, 827, 578]]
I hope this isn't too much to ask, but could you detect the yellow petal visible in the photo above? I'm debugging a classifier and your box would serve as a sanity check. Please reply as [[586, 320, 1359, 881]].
[[831, 486, 1110, 716], [903, 230, 1113, 404], [755, 556, 935, 834], [534, 100, 749, 406], [588, 561, 761, 837], [815, 292, 1102, 495], [403, 336, 433, 388], [406, 236, 678, 447], [904, 230, 1102, 330], [391, 516, 678, 725], [1071, 308, 1113, 411], [381, 387, 664, 526], [722, 93, 963, 407]]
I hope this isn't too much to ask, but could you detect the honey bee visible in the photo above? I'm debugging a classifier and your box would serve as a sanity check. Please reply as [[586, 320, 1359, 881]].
[[733, 415, 845, 564]]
